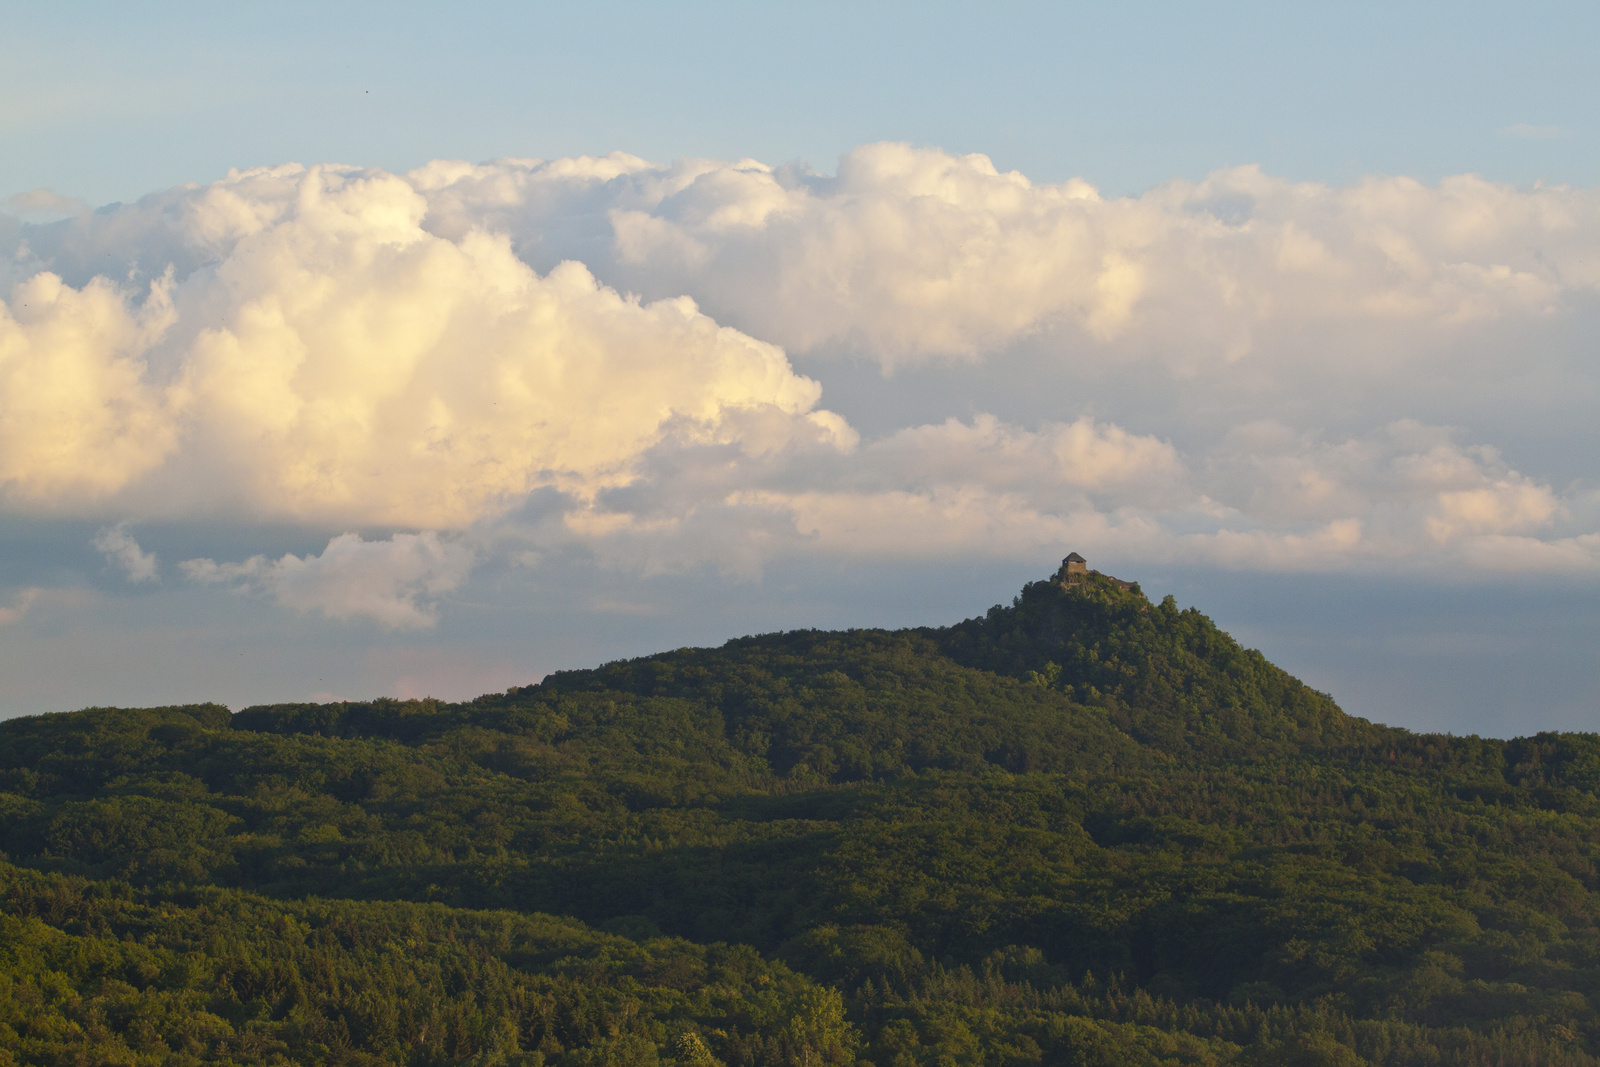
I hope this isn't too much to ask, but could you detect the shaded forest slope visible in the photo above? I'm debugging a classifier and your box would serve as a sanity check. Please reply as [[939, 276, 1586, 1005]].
[[4, 563, 1600, 1066]]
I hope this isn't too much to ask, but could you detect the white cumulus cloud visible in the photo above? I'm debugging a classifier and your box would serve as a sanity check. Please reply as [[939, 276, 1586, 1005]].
[[180, 531, 475, 629], [0, 165, 848, 527], [0, 272, 178, 506], [25, 145, 1600, 374], [1, 146, 1598, 611], [537, 414, 1592, 578], [385, 143, 1600, 366], [93, 522, 159, 582]]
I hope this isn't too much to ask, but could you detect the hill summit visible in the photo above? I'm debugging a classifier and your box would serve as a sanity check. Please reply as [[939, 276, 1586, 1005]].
[[3, 561, 1600, 1066]]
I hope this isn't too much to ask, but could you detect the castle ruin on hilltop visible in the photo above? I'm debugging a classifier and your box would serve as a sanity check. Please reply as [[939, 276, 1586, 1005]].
[[1055, 552, 1137, 592]]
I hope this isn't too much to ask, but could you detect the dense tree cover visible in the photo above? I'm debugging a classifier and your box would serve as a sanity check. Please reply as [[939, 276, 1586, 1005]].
[[4, 564, 1600, 1064], [0, 860, 853, 1067], [933, 571, 1370, 754]]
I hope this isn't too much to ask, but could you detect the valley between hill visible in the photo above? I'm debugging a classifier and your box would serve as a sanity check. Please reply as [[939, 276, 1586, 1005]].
[[4, 562, 1600, 1066]]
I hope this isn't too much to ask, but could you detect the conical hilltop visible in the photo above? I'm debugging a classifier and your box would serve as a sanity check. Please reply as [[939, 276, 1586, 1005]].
[[933, 553, 1376, 755]]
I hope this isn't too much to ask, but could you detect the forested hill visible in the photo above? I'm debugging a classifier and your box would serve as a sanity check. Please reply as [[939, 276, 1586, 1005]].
[[5, 564, 1600, 1066], [932, 567, 1370, 754]]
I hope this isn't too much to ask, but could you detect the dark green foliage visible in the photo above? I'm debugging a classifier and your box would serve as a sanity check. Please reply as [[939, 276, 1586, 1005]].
[[934, 569, 1371, 753], [3, 567, 1600, 1064], [0, 862, 849, 1067]]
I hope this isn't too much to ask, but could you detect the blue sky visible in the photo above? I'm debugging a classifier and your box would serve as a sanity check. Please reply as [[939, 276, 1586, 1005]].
[[1, 1, 1597, 734], [5, 2, 1593, 202]]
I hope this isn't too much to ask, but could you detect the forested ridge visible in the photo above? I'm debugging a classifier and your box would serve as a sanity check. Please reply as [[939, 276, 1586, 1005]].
[[5, 562, 1600, 1066]]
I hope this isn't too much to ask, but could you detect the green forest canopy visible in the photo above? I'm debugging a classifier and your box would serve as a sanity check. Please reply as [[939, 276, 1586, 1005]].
[[4, 562, 1600, 1066]]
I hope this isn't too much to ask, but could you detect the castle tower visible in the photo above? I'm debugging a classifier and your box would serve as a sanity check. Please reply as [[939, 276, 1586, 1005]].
[[1063, 552, 1088, 575]]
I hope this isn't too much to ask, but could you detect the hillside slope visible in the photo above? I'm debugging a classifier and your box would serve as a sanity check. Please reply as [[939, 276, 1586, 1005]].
[[3, 563, 1600, 1066]]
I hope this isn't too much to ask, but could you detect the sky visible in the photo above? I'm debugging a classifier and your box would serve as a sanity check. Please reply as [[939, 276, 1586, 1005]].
[[1, 1, 1597, 736]]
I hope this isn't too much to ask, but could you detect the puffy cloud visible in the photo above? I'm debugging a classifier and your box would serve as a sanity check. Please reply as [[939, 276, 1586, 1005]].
[[0, 272, 178, 506], [530, 412, 1588, 577], [180, 532, 474, 629], [519, 414, 1184, 569], [170, 170, 837, 526], [2, 147, 1598, 609], [849, 415, 1185, 497], [0, 165, 846, 527], [93, 522, 158, 582], [28, 145, 1600, 372], [1428, 486, 1559, 542], [1202, 420, 1568, 556], [1451, 532, 1600, 573], [383, 143, 1600, 365], [1142, 422, 1579, 572]]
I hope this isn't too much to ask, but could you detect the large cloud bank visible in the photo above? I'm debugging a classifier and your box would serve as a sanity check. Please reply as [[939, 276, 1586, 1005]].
[[413, 143, 1600, 364], [4, 145, 1598, 625], [1, 166, 845, 528]]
